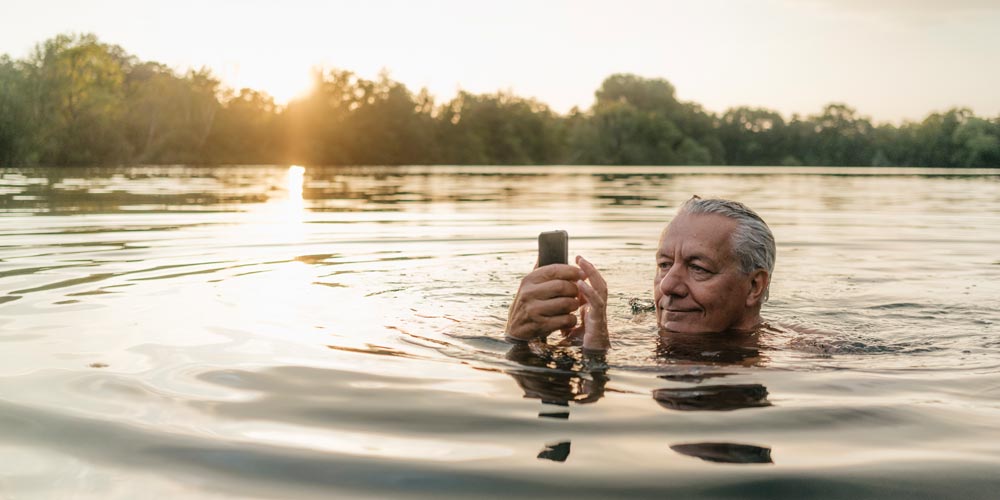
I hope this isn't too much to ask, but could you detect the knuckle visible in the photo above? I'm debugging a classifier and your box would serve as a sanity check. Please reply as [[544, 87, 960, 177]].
[[527, 268, 550, 284], [541, 264, 564, 278], [542, 280, 574, 299], [524, 303, 540, 320], [550, 314, 575, 330], [555, 298, 576, 313], [563, 314, 578, 328]]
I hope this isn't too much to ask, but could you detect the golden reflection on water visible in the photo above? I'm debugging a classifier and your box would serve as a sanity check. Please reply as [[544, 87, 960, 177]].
[[287, 165, 305, 204], [285, 165, 306, 219], [253, 165, 307, 240]]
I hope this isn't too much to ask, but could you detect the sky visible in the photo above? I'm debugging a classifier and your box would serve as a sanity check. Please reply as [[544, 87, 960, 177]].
[[2, 0, 999, 124]]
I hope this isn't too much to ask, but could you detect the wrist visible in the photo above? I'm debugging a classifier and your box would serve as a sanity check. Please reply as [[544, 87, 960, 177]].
[[505, 325, 548, 342], [582, 333, 610, 351]]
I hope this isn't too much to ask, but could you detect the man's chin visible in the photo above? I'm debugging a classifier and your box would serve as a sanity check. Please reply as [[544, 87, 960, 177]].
[[660, 315, 721, 335], [659, 310, 705, 332], [661, 322, 710, 334]]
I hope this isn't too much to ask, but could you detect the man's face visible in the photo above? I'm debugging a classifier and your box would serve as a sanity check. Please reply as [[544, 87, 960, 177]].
[[654, 212, 757, 334]]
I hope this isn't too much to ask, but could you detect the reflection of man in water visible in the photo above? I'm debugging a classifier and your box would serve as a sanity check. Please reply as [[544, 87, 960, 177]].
[[505, 196, 776, 351]]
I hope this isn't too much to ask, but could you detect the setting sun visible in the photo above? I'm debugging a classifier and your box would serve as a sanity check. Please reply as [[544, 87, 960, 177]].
[[220, 60, 315, 105]]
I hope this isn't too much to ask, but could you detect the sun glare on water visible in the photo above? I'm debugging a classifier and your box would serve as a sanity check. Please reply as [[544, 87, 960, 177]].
[[252, 165, 307, 241], [287, 165, 305, 202], [284, 165, 306, 220]]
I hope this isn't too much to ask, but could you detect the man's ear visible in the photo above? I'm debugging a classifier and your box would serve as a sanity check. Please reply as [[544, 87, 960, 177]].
[[746, 269, 770, 307]]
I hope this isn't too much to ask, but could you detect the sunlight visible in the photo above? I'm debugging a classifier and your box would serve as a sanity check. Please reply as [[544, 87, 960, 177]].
[[287, 165, 305, 203], [245, 164, 308, 242], [259, 73, 314, 105], [225, 60, 316, 105], [282, 164, 306, 227]]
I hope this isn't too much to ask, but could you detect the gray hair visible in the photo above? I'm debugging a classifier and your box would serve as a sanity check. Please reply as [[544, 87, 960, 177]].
[[677, 196, 776, 301]]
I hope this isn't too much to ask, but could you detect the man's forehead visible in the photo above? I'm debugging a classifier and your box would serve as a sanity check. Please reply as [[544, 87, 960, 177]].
[[658, 213, 737, 254]]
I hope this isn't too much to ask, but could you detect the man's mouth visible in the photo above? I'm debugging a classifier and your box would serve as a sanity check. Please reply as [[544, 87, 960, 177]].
[[665, 307, 700, 313], [657, 300, 701, 320]]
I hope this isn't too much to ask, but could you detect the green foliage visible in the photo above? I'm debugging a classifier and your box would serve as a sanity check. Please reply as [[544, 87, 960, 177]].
[[0, 55, 33, 164], [718, 107, 788, 166], [1, 33, 998, 168], [202, 88, 280, 164], [437, 91, 564, 165], [800, 104, 875, 166], [24, 33, 131, 165], [569, 74, 714, 165], [281, 69, 439, 165], [125, 65, 221, 163], [951, 116, 1000, 167]]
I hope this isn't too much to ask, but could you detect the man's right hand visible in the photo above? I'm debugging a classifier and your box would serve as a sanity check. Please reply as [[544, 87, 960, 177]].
[[505, 264, 586, 341]]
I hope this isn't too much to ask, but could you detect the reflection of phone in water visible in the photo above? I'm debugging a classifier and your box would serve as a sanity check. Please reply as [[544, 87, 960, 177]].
[[537, 230, 568, 267]]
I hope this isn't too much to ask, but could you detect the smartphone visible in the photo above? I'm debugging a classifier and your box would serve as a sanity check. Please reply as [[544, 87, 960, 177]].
[[538, 230, 569, 267]]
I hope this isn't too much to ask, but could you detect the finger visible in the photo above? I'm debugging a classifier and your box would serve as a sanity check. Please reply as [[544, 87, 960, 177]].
[[544, 314, 578, 332], [507, 300, 578, 339], [528, 264, 585, 284], [526, 279, 579, 300], [577, 280, 605, 309], [576, 256, 608, 295], [527, 297, 581, 317]]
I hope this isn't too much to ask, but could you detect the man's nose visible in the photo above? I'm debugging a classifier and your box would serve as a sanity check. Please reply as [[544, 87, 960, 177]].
[[658, 266, 687, 297]]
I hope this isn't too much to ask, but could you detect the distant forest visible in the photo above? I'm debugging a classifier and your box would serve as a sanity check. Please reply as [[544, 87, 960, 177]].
[[1, 33, 999, 167]]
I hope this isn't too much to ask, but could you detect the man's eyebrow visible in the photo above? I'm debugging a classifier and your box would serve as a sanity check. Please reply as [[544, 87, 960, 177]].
[[686, 253, 717, 266]]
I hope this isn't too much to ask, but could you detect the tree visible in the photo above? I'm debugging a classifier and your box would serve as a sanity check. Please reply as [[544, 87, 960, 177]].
[[282, 69, 358, 165], [437, 91, 564, 165], [201, 88, 280, 164], [344, 72, 437, 165], [569, 74, 712, 165], [19, 34, 134, 165], [0, 55, 33, 164], [718, 107, 788, 166], [122, 63, 222, 163], [595, 73, 681, 117], [799, 104, 875, 166], [951, 116, 1000, 167], [910, 108, 971, 167]]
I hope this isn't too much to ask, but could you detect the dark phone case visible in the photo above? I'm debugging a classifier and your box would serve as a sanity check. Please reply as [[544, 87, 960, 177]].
[[538, 230, 568, 266]]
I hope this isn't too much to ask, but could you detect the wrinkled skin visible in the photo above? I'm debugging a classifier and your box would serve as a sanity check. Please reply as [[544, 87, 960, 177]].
[[505, 256, 609, 351], [654, 213, 769, 334]]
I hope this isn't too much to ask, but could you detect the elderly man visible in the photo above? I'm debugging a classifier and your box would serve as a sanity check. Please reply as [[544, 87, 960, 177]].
[[505, 197, 776, 351]]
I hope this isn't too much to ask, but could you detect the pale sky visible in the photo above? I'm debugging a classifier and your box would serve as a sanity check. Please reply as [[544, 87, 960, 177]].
[[2, 0, 999, 123]]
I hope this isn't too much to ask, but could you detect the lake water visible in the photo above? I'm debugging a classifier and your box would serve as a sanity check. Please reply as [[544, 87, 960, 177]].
[[1, 165, 999, 498]]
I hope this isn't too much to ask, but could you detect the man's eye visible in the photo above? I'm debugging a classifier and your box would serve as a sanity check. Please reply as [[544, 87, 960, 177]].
[[689, 264, 710, 273], [657, 261, 671, 270]]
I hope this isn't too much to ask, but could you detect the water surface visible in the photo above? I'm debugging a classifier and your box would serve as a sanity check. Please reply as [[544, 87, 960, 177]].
[[2, 166, 999, 498]]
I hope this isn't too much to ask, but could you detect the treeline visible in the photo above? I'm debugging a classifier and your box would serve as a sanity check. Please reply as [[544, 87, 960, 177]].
[[2, 33, 999, 167]]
